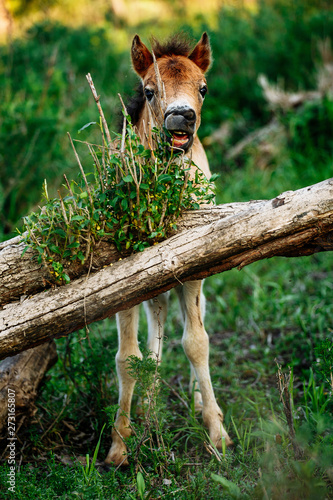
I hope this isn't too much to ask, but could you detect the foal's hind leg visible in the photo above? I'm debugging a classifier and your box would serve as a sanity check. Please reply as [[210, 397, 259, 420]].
[[105, 306, 141, 466], [132, 294, 169, 414], [143, 293, 169, 361], [178, 281, 232, 448]]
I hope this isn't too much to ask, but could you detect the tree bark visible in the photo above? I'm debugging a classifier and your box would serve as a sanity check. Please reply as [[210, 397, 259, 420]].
[[0, 178, 332, 361], [0, 342, 58, 433]]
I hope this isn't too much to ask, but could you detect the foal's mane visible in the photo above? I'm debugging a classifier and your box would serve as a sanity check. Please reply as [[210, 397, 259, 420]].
[[150, 34, 192, 59], [126, 34, 193, 126]]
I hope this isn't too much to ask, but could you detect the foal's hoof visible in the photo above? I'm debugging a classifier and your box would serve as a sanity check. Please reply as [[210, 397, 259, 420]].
[[207, 423, 233, 450], [213, 432, 234, 450], [220, 435, 234, 448], [105, 443, 129, 467], [194, 399, 203, 413], [104, 454, 129, 468]]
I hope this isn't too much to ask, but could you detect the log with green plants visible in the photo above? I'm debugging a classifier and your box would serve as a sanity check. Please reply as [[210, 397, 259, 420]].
[[1, 175, 333, 360], [21, 75, 216, 285]]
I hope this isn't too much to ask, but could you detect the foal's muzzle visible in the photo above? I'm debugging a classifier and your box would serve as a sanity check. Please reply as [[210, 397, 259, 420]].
[[164, 107, 196, 152]]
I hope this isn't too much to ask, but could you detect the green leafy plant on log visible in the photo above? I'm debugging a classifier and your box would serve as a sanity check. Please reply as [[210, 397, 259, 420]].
[[21, 78, 216, 284]]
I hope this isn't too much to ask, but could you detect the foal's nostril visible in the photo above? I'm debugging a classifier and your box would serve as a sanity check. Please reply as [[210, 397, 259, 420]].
[[183, 109, 195, 121]]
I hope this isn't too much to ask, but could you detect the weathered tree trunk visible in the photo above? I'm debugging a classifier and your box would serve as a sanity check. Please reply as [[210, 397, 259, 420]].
[[0, 178, 332, 361], [0, 342, 57, 433], [0, 201, 262, 307]]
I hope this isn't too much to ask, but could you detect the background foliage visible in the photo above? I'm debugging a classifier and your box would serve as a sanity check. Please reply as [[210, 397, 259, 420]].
[[1, 0, 333, 238], [0, 0, 332, 498]]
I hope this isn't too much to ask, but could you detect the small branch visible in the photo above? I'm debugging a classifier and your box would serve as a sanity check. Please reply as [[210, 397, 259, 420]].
[[86, 73, 112, 151], [118, 93, 128, 117], [275, 361, 303, 460], [119, 97, 128, 179], [158, 199, 168, 229], [87, 144, 105, 192], [63, 174, 78, 210], [57, 190, 69, 226], [67, 133, 94, 209], [152, 51, 166, 116], [161, 378, 189, 410]]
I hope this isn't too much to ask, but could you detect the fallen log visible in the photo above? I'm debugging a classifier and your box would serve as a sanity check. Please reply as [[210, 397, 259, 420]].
[[0, 201, 261, 307], [0, 177, 332, 361]]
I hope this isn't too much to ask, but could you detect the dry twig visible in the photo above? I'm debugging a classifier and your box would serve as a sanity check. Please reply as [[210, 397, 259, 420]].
[[86, 73, 113, 151], [275, 360, 303, 460]]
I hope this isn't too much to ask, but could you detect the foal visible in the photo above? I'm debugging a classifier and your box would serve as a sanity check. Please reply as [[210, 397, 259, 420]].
[[105, 33, 232, 466]]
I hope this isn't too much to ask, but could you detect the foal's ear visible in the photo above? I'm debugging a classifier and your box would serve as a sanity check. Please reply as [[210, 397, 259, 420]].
[[131, 35, 154, 78], [188, 32, 212, 73]]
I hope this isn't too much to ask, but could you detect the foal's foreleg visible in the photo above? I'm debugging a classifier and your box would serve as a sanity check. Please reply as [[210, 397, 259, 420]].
[[105, 306, 141, 466], [180, 281, 232, 447]]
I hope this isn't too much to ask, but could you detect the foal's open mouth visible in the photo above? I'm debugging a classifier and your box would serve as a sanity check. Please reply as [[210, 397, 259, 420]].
[[167, 130, 193, 151]]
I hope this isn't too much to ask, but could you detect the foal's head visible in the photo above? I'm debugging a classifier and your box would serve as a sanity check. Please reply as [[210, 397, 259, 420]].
[[130, 33, 211, 152]]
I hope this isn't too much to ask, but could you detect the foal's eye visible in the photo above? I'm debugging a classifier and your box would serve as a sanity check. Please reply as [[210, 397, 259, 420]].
[[144, 88, 154, 101], [199, 85, 208, 98]]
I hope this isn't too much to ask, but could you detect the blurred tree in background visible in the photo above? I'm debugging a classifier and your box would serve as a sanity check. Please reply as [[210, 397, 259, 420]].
[[0, 0, 333, 240]]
